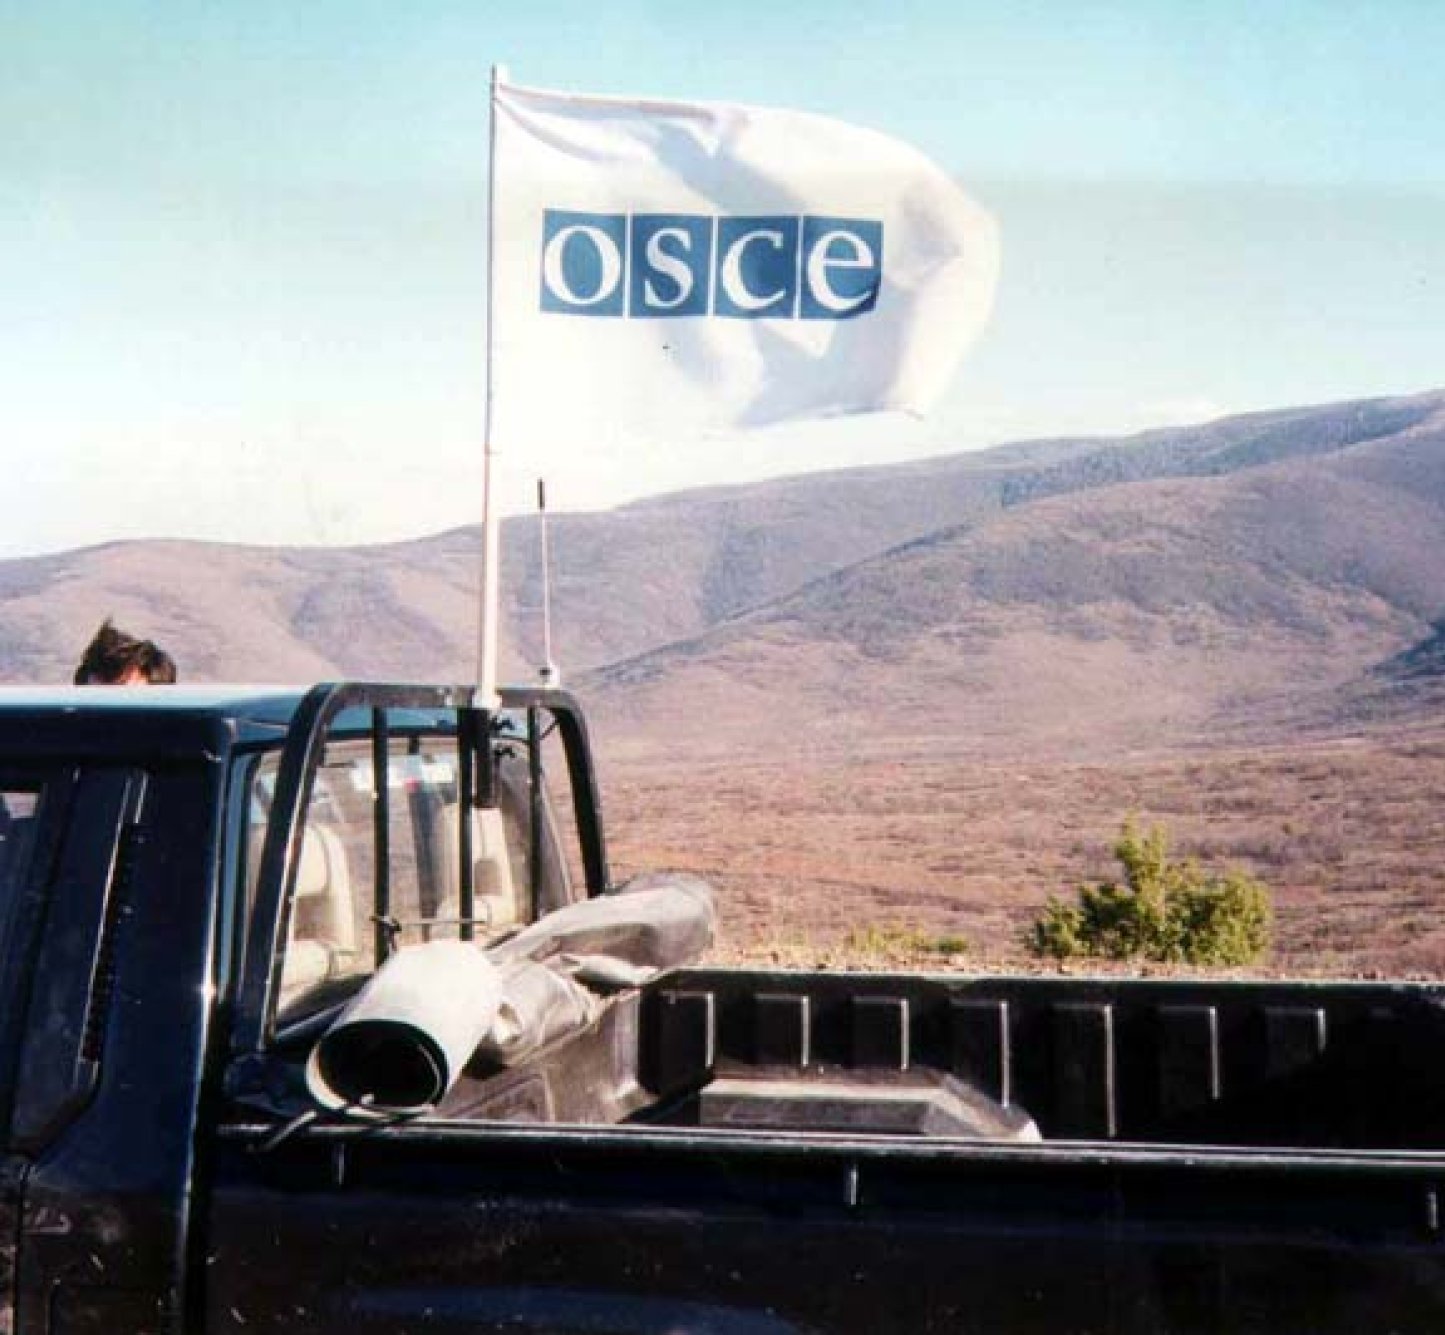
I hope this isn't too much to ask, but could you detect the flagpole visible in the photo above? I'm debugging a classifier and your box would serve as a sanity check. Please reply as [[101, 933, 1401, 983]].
[[475, 63, 508, 710]]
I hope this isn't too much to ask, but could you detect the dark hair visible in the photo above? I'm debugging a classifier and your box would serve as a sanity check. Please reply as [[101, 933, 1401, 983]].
[[73, 619, 178, 685]]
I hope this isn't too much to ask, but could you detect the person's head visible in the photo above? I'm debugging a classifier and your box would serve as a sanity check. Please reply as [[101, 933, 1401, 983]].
[[73, 619, 178, 686]]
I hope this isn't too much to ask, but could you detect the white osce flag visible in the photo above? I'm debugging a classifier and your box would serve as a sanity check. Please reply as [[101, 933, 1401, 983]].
[[489, 77, 999, 452]]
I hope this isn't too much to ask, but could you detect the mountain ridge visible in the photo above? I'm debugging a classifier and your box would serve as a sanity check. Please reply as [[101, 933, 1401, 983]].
[[2, 386, 1442, 759]]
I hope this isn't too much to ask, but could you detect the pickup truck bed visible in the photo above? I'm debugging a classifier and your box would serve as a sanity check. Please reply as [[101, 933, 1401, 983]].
[[641, 969, 1445, 1148], [207, 969, 1445, 1333]]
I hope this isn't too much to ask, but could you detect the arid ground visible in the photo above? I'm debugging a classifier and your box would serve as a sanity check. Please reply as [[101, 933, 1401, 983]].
[[600, 721, 1445, 979]]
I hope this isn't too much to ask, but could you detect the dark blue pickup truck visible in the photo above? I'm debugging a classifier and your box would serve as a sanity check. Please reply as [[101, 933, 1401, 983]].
[[3, 681, 1445, 1334]]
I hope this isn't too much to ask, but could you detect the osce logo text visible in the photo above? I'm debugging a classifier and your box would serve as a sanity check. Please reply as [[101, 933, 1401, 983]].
[[540, 211, 883, 320]]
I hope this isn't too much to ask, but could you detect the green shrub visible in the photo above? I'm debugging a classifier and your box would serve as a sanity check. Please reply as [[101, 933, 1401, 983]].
[[1028, 818, 1272, 967]]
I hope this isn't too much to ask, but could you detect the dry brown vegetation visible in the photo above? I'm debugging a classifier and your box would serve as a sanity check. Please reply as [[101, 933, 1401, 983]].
[[599, 722, 1445, 979]]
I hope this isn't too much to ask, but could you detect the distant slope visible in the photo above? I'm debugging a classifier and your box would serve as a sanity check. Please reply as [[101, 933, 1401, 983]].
[[1316, 620, 1445, 729], [585, 395, 1445, 755], [1, 386, 1442, 763], [1000, 390, 1443, 508], [0, 459, 1046, 685], [0, 533, 483, 683], [0, 435, 1114, 684]]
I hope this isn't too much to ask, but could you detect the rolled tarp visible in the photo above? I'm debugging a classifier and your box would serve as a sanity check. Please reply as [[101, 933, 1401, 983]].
[[478, 958, 601, 1067], [306, 872, 718, 1116], [306, 940, 503, 1116], [488, 871, 717, 986]]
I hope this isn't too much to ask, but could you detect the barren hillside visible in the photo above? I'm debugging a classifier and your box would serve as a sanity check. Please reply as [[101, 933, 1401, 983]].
[[4, 388, 1441, 731], [586, 396, 1445, 756]]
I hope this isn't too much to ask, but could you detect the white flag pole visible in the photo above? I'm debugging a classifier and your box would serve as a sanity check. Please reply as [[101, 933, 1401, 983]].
[[475, 63, 508, 709]]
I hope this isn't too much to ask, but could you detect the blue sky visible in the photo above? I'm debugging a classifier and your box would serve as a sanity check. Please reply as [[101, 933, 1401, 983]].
[[3, 1, 1442, 555]]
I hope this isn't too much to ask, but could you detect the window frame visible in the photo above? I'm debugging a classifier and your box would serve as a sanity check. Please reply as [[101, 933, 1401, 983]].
[[230, 683, 609, 1058]]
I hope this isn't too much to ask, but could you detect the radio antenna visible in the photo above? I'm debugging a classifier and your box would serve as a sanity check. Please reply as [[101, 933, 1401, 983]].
[[536, 478, 560, 688]]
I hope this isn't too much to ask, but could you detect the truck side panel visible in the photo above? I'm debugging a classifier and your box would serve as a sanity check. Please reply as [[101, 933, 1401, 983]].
[[205, 1125, 1445, 1335]]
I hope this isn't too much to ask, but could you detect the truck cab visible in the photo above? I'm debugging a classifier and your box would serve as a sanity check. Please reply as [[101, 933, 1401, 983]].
[[0, 682, 604, 1333]]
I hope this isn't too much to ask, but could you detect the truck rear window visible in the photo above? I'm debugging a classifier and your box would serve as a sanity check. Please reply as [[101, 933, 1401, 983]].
[[250, 735, 542, 1027]]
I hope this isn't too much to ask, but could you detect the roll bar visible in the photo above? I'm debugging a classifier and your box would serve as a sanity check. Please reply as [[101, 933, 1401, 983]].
[[233, 683, 609, 1055]]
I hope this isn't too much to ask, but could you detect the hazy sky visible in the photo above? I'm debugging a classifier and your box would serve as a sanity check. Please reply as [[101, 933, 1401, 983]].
[[3, 1, 1442, 557]]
